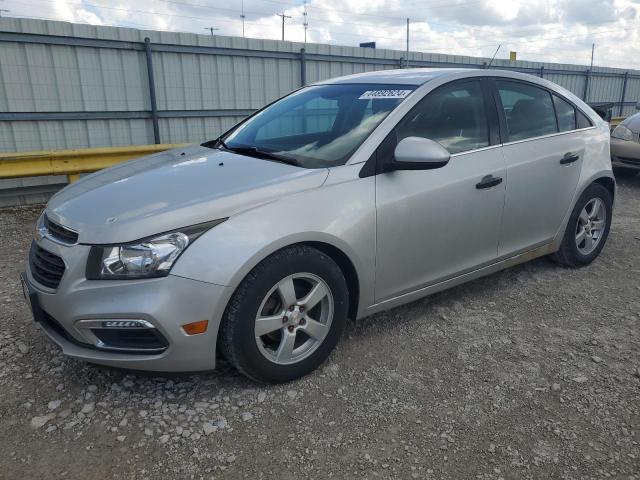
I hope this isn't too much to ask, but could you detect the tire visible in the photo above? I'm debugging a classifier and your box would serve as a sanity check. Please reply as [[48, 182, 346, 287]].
[[219, 245, 348, 384], [553, 183, 612, 268], [612, 167, 638, 179]]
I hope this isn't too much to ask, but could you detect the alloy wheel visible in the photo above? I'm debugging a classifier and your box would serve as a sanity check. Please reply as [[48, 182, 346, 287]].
[[254, 273, 334, 365], [575, 197, 607, 255]]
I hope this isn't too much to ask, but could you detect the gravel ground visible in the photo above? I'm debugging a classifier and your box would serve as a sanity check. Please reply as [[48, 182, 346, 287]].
[[1, 178, 639, 480]]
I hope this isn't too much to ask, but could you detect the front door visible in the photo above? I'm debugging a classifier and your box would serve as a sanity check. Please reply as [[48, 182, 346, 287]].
[[375, 79, 506, 303]]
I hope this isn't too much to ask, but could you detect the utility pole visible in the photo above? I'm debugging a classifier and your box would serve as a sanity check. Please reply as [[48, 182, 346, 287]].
[[278, 13, 291, 42], [406, 18, 410, 68], [204, 27, 219, 36], [240, 0, 245, 37], [303, 1, 308, 44], [590, 43, 595, 69]]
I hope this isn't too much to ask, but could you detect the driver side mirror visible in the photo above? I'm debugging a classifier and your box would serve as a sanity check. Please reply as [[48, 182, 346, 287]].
[[386, 137, 450, 171]]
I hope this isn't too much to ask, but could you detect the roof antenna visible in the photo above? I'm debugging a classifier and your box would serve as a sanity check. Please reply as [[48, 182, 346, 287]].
[[486, 44, 501, 69]]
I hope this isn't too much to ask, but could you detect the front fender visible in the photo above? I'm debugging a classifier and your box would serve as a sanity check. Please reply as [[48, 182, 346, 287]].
[[170, 164, 376, 315]]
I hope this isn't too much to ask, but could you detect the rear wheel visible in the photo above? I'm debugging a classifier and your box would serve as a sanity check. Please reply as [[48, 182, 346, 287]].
[[219, 245, 348, 383], [553, 183, 612, 268]]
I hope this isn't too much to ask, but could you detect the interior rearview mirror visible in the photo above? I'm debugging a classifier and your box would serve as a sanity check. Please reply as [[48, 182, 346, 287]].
[[387, 137, 450, 171]]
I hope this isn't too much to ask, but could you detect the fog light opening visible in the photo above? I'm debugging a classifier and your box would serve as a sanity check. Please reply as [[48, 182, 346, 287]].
[[182, 320, 209, 335]]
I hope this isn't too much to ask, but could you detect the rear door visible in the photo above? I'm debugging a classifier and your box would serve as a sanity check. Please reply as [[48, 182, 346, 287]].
[[374, 79, 506, 302], [493, 79, 586, 256]]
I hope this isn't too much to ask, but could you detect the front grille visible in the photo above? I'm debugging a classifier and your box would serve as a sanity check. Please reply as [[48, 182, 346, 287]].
[[29, 242, 65, 289], [91, 328, 169, 352], [44, 215, 78, 245]]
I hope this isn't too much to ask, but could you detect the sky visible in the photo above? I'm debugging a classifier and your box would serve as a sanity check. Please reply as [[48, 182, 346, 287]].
[[2, 0, 640, 69]]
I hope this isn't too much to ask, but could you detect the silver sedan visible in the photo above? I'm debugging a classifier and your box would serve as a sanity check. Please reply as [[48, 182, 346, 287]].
[[611, 111, 640, 178], [23, 68, 615, 383]]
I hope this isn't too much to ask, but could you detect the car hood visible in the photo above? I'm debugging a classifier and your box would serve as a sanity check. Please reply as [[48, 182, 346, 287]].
[[46, 144, 329, 244]]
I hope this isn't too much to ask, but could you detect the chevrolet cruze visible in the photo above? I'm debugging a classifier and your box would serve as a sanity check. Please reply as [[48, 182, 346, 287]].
[[22, 69, 615, 383]]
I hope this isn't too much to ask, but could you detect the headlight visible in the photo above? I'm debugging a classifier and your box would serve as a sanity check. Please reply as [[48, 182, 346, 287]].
[[612, 124, 634, 141], [86, 219, 226, 280]]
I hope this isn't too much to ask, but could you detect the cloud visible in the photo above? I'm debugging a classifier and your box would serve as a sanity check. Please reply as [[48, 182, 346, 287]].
[[3, 0, 640, 69]]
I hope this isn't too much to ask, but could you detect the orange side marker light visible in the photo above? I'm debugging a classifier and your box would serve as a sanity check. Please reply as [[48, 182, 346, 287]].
[[182, 320, 209, 335]]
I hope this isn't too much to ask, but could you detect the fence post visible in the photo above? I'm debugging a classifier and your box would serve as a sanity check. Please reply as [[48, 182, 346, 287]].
[[539, 65, 544, 78], [582, 69, 591, 102], [300, 48, 306, 86], [144, 37, 161, 144], [619, 71, 629, 117]]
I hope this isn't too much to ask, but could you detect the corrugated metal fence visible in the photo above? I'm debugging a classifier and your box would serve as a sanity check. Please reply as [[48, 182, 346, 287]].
[[1, 17, 639, 205]]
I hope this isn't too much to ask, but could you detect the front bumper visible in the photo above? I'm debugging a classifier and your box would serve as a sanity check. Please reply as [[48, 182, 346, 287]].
[[24, 237, 231, 372], [610, 137, 640, 170]]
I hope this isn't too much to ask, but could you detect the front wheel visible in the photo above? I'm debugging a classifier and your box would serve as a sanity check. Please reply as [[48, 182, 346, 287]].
[[219, 245, 348, 383], [553, 183, 612, 268]]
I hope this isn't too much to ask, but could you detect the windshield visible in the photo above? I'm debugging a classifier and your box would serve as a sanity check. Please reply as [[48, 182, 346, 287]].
[[220, 84, 416, 168]]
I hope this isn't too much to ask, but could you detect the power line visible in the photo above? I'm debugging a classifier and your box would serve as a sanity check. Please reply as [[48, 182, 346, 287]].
[[8, 0, 640, 66], [13, 0, 640, 45]]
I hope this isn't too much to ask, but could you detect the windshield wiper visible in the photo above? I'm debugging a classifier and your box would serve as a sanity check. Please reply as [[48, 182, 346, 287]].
[[223, 145, 301, 167], [201, 137, 229, 150]]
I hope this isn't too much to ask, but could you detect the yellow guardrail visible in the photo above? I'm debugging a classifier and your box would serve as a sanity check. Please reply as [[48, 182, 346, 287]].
[[0, 144, 186, 182], [610, 116, 624, 129]]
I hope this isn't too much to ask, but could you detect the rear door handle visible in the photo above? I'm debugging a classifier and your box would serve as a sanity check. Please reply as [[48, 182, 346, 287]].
[[560, 152, 580, 165], [476, 174, 503, 190]]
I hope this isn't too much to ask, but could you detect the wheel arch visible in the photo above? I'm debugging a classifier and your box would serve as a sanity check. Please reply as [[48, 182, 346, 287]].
[[228, 239, 362, 322], [298, 241, 360, 321], [552, 171, 616, 249], [593, 175, 616, 204]]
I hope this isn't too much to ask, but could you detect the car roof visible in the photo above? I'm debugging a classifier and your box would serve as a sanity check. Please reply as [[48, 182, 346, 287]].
[[313, 67, 602, 125], [316, 67, 554, 87], [317, 68, 471, 86]]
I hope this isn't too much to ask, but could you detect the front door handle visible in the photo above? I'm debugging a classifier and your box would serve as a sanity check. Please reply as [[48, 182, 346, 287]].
[[476, 174, 503, 190], [560, 152, 580, 165]]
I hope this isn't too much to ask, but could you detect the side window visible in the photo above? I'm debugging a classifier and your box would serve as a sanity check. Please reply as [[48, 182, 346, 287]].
[[396, 80, 489, 154], [553, 95, 577, 132], [496, 81, 558, 141], [577, 110, 593, 129]]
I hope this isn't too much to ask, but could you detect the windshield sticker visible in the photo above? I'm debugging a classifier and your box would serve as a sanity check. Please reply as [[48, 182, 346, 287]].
[[359, 89, 412, 100]]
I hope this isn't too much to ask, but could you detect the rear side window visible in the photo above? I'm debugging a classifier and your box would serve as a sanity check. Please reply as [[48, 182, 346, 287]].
[[577, 110, 593, 129], [496, 80, 558, 141], [396, 80, 489, 154], [553, 95, 577, 132]]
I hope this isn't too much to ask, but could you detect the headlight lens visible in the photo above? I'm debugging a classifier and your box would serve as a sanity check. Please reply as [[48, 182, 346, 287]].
[[87, 219, 226, 280], [100, 232, 189, 277], [612, 124, 634, 141]]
